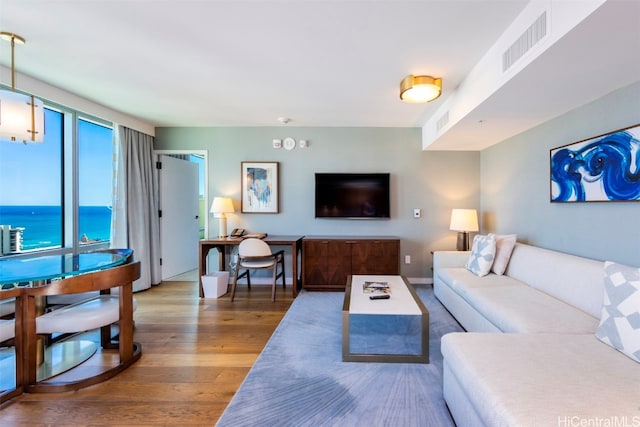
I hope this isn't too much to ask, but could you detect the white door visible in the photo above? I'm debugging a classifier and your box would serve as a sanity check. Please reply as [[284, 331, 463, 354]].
[[159, 155, 200, 280]]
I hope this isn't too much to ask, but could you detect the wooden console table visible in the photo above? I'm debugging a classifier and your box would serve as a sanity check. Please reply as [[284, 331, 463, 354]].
[[302, 236, 400, 291], [198, 235, 304, 298]]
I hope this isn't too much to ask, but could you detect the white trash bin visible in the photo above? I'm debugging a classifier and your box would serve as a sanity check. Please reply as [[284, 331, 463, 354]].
[[202, 271, 230, 298]]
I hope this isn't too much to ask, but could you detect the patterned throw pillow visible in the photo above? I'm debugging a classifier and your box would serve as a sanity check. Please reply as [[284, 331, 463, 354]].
[[595, 261, 640, 363], [465, 234, 496, 277]]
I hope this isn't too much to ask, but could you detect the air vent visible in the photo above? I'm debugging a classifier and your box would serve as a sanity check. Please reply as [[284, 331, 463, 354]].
[[436, 111, 450, 133], [502, 11, 547, 72]]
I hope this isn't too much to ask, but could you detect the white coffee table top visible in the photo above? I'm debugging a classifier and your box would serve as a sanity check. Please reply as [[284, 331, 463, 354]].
[[349, 275, 421, 315]]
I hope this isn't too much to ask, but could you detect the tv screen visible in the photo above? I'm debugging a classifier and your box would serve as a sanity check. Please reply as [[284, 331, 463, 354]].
[[315, 173, 390, 219]]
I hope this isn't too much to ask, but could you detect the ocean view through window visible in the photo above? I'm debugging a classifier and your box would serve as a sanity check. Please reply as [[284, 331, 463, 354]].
[[0, 105, 114, 255], [78, 118, 114, 246]]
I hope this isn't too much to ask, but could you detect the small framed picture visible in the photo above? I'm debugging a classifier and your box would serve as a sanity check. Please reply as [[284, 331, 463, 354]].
[[241, 161, 279, 213]]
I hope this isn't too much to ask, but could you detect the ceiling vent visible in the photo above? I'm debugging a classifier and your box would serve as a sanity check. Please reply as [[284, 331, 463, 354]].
[[436, 111, 450, 133], [502, 11, 547, 72]]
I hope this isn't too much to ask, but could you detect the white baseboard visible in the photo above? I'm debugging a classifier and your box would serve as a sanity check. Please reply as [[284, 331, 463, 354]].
[[230, 276, 295, 286], [407, 277, 433, 285], [234, 276, 433, 286]]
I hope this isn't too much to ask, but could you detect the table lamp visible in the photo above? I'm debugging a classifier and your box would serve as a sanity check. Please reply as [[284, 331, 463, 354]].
[[449, 209, 479, 251], [210, 197, 234, 238]]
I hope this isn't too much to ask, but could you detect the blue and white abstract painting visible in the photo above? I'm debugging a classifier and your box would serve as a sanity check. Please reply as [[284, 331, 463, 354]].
[[550, 125, 640, 202]]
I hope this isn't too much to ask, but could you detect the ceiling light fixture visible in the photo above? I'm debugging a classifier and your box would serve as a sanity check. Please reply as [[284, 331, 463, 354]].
[[0, 32, 44, 144], [400, 75, 442, 103]]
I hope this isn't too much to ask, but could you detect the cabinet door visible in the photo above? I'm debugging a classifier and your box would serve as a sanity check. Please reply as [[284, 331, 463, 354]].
[[303, 240, 351, 288], [326, 240, 351, 285], [351, 240, 400, 275], [303, 240, 330, 286]]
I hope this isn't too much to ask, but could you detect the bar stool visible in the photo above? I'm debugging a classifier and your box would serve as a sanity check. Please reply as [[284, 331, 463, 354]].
[[23, 261, 142, 393], [0, 287, 23, 403], [47, 248, 134, 306]]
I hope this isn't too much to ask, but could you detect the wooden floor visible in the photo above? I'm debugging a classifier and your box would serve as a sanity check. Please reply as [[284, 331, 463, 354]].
[[0, 278, 293, 426]]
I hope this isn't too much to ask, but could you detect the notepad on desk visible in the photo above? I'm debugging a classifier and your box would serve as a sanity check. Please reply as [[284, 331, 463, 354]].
[[243, 232, 268, 239]]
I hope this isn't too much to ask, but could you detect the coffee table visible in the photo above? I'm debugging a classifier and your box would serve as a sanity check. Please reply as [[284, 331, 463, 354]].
[[342, 275, 429, 363]]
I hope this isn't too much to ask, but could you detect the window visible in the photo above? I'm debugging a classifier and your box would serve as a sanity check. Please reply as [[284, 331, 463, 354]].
[[0, 103, 113, 256], [78, 119, 114, 246]]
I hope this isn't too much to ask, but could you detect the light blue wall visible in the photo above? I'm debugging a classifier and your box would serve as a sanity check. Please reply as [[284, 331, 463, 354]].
[[154, 127, 480, 279], [156, 82, 640, 276], [481, 81, 640, 266]]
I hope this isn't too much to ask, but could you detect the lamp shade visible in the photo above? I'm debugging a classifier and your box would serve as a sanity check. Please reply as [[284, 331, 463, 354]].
[[210, 197, 234, 217], [0, 90, 44, 143], [449, 209, 479, 232], [400, 75, 442, 103]]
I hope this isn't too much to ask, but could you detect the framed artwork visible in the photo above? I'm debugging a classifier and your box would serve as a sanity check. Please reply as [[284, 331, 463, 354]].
[[241, 161, 279, 213], [550, 123, 640, 203]]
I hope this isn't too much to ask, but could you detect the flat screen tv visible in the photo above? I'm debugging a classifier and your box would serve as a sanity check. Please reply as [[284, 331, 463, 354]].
[[315, 173, 390, 219]]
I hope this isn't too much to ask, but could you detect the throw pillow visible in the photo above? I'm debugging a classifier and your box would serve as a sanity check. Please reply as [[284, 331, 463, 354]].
[[465, 234, 496, 277], [595, 261, 640, 363], [489, 234, 517, 275]]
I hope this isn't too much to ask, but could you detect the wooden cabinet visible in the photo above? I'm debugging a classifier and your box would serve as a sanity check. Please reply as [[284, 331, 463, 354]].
[[303, 236, 400, 290]]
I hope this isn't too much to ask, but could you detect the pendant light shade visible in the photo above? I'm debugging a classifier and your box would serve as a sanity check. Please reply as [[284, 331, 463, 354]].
[[0, 32, 44, 144], [400, 75, 442, 103], [0, 90, 44, 143]]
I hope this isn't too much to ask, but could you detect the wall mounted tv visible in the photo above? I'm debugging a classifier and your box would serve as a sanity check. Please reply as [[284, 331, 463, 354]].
[[315, 173, 390, 219]]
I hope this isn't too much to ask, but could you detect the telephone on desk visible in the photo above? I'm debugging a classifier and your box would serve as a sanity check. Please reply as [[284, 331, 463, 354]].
[[230, 229, 267, 239], [230, 228, 246, 238]]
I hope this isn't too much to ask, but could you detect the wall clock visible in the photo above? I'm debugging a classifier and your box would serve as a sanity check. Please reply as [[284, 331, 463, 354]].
[[283, 137, 296, 151]]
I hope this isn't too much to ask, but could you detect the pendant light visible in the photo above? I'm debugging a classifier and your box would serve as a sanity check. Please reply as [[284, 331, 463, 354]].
[[0, 32, 44, 144]]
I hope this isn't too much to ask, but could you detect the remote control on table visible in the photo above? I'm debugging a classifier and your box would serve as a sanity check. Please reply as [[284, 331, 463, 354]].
[[369, 294, 390, 300]]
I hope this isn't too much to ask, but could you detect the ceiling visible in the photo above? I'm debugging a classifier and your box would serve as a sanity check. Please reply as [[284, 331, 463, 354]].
[[1, 1, 639, 150]]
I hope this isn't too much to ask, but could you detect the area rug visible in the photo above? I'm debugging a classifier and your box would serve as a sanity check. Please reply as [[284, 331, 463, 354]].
[[216, 284, 463, 427]]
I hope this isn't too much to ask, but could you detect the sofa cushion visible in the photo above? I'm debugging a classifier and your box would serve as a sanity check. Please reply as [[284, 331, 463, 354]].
[[437, 267, 599, 333], [596, 261, 640, 363], [505, 243, 605, 318], [463, 283, 599, 334], [489, 234, 516, 275], [465, 234, 496, 277], [442, 332, 640, 426], [437, 267, 524, 297]]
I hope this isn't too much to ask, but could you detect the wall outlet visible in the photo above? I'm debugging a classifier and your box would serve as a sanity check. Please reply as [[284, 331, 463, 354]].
[[405, 255, 411, 264], [413, 208, 421, 218]]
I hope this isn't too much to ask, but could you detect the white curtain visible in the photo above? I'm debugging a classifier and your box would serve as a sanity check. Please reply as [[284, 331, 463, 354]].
[[111, 125, 161, 291]]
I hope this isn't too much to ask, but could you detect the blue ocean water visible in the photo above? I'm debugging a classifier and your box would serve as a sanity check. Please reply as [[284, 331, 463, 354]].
[[0, 205, 111, 251]]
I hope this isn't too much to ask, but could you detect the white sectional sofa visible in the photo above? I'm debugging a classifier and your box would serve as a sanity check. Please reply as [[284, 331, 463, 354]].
[[434, 242, 640, 426]]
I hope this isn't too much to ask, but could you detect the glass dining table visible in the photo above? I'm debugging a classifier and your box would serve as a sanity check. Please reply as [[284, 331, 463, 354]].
[[0, 250, 132, 390], [0, 250, 131, 288]]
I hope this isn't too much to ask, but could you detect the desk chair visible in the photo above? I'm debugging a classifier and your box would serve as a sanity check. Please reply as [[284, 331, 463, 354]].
[[231, 238, 285, 302]]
